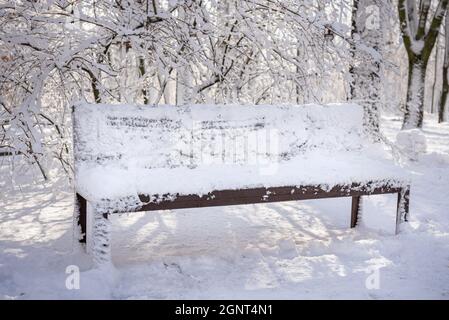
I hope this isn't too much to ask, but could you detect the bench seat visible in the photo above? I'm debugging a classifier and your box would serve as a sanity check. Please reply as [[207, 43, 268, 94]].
[[76, 150, 408, 208]]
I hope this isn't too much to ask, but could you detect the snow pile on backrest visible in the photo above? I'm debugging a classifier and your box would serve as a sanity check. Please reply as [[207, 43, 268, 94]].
[[72, 103, 367, 171]]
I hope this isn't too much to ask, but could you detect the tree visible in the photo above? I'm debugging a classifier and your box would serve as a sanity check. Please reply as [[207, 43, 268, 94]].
[[398, 0, 448, 129], [350, 0, 383, 135], [438, 10, 449, 122]]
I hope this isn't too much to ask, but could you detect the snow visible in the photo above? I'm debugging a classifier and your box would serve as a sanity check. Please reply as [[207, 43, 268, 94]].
[[1, 113, 449, 299], [396, 129, 427, 161], [73, 103, 408, 208], [410, 40, 424, 55]]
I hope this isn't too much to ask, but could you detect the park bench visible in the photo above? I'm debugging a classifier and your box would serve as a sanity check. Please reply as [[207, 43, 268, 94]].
[[72, 103, 410, 261]]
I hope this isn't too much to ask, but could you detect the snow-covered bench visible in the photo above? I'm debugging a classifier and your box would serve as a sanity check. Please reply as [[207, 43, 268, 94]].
[[73, 103, 410, 260]]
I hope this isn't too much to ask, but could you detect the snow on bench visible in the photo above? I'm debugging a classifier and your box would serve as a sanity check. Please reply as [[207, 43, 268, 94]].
[[72, 103, 410, 263]]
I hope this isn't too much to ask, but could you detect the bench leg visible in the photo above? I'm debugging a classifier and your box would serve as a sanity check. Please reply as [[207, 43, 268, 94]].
[[351, 196, 361, 228], [91, 210, 111, 265], [395, 187, 410, 234], [76, 193, 87, 243]]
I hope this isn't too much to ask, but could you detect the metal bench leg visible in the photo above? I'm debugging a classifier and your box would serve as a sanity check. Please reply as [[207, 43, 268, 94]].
[[351, 196, 361, 228], [76, 193, 87, 243], [395, 187, 410, 234], [403, 187, 410, 222], [91, 210, 111, 265]]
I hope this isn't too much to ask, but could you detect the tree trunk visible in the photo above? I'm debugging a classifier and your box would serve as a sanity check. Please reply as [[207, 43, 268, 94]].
[[349, 0, 359, 100], [402, 58, 427, 129], [349, 0, 382, 135], [439, 64, 448, 122], [398, 0, 449, 129], [431, 37, 440, 114], [175, 5, 192, 105], [439, 11, 449, 123], [138, 57, 149, 104]]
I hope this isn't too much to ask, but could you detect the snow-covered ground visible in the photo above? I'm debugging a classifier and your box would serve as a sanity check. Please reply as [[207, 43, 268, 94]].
[[1, 114, 449, 299]]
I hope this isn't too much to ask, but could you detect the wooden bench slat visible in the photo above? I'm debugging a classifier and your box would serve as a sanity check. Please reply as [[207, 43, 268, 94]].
[[124, 182, 403, 213]]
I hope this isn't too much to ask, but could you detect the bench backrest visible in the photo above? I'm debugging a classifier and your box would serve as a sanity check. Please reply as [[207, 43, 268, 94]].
[[73, 103, 367, 171]]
